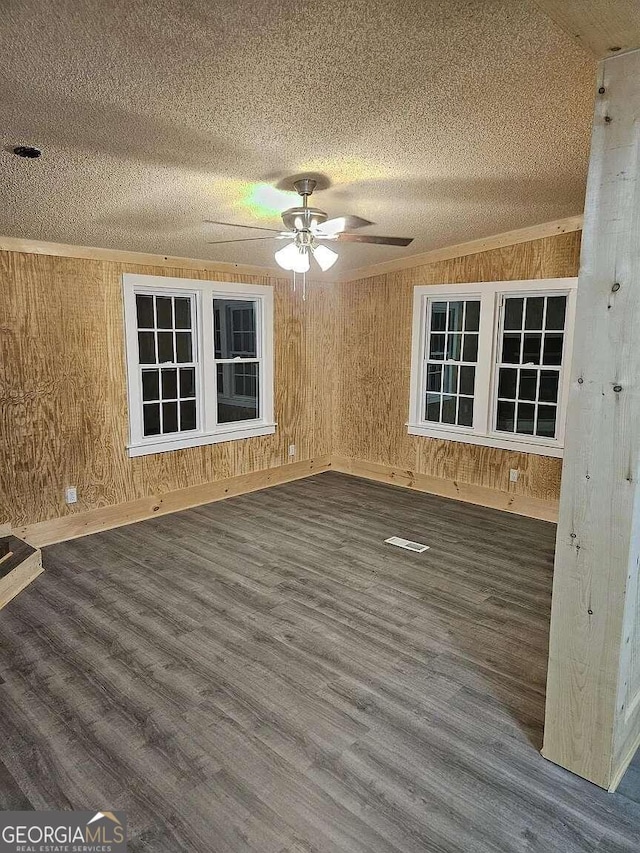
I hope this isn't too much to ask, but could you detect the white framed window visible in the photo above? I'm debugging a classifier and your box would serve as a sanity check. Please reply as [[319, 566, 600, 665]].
[[408, 278, 577, 457], [123, 274, 275, 457]]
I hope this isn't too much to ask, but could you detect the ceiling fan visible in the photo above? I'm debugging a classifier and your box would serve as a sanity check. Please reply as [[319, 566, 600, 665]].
[[205, 178, 414, 273]]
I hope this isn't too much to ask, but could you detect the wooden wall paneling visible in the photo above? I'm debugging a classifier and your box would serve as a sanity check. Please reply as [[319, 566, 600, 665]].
[[0, 250, 333, 528], [543, 51, 640, 790], [3, 228, 579, 532], [334, 231, 580, 504]]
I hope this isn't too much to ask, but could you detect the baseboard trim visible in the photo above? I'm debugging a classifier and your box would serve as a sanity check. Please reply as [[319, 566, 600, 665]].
[[17, 457, 332, 547], [331, 457, 559, 522], [16, 454, 558, 547]]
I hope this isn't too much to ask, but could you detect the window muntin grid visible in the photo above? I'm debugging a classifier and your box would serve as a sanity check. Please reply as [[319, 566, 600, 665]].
[[424, 299, 480, 428], [135, 293, 198, 437], [494, 294, 567, 439]]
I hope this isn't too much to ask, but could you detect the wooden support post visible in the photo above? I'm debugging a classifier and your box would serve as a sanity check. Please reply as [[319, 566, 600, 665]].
[[542, 49, 640, 790]]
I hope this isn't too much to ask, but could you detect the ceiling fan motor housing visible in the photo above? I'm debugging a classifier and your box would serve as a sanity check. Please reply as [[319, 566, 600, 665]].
[[281, 206, 328, 231]]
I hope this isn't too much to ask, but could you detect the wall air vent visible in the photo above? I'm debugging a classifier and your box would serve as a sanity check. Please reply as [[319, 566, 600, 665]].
[[384, 536, 430, 553]]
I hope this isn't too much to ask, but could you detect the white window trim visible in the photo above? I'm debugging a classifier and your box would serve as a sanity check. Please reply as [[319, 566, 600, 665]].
[[123, 274, 275, 457], [408, 278, 578, 458]]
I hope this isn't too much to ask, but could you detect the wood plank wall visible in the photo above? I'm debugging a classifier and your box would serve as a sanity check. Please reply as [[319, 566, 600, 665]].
[[0, 251, 335, 527], [333, 231, 581, 503], [1, 230, 578, 531]]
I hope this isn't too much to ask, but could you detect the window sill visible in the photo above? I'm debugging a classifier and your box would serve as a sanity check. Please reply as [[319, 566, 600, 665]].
[[128, 422, 277, 457], [407, 423, 563, 457]]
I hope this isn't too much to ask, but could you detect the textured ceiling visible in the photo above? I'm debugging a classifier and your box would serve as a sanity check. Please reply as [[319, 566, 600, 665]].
[[0, 0, 596, 274]]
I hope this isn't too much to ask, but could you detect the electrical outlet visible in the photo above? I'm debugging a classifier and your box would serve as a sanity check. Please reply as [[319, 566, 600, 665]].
[[288, 444, 296, 457], [65, 486, 77, 504], [509, 469, 519, 483]]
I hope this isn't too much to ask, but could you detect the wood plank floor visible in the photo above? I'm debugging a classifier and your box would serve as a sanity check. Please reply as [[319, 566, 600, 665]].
[[0, 471, 638, 852]]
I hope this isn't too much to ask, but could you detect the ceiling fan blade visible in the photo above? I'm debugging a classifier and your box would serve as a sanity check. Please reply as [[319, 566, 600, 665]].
[[206, 236, 277, 244], [204, 219, 283, 233], [335, 234, 414, 246], [317, 215, 373, 236]]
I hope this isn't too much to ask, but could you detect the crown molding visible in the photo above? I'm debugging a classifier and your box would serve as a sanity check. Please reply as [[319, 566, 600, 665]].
[[0, 235, 285, 280], [335, 215, 583, 283], [0, 214, 583, 285]]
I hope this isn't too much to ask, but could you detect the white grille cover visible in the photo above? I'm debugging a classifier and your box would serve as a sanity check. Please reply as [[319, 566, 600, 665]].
[[384, 536, 430, 553]]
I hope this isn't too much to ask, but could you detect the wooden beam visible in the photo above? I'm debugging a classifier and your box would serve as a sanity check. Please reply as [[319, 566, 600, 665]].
[[335, 216, 583, 282], [532, 1, 640, 58], [542, 50, 640, 790]]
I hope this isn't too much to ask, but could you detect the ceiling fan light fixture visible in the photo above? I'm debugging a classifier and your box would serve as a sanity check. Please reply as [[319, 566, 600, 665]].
[[292, 247, 310, 273], [275, 241, 310, 273], [274, 241, 299, 270], [312, 243, 339, 271]]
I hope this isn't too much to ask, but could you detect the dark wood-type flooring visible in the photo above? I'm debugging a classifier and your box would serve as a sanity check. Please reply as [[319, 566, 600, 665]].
[[0, 472, 638, 852]]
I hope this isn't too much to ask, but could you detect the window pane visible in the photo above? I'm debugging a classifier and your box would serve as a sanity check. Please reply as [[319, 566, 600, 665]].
[[217, 363, 259, 423], [443, 364, 458, 394], [162, 401, 179, 433], [458, 396, 473, 427], [522, 333, 541, 365], [441, 395, 456, 424], [447, 334, 462, 361], [504, 298, 523, 330], [462, 333, 478, 363], [498, 367, 517, 399], [516, 402, 535, 435], [536, 405, 557, 438], [518, 369, 538, 402], [136, 295, 154, 328], [431, 302, 447, 332], [546, 296, 567, 331], [539, 370, 559, 404], [143, 403, 161, 436], [176, 332, 192, 363], [179, 367, 195, 398], [525, 297, 544, 330], [459, 365, 475, 396], [214, 299, 257, 358], [142, 369, 159, 401], [496, 400, 515, 432], [543, 333, 563, 365], [157, 331, 174, 363], [174, 298, 192, 330], [426, 363, 442, 392], [464, 301, 480, 332], [180, 399, 197, 431], [161, 368, 178, 400], [425, 393, 441, 422], [429, 334, 445, 360], [156, 297, 173, 329], [448, 302, 464, 332], [138, 331, 156, 364], [502, 333, 521, 364], [495, 292, 569, 443]]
